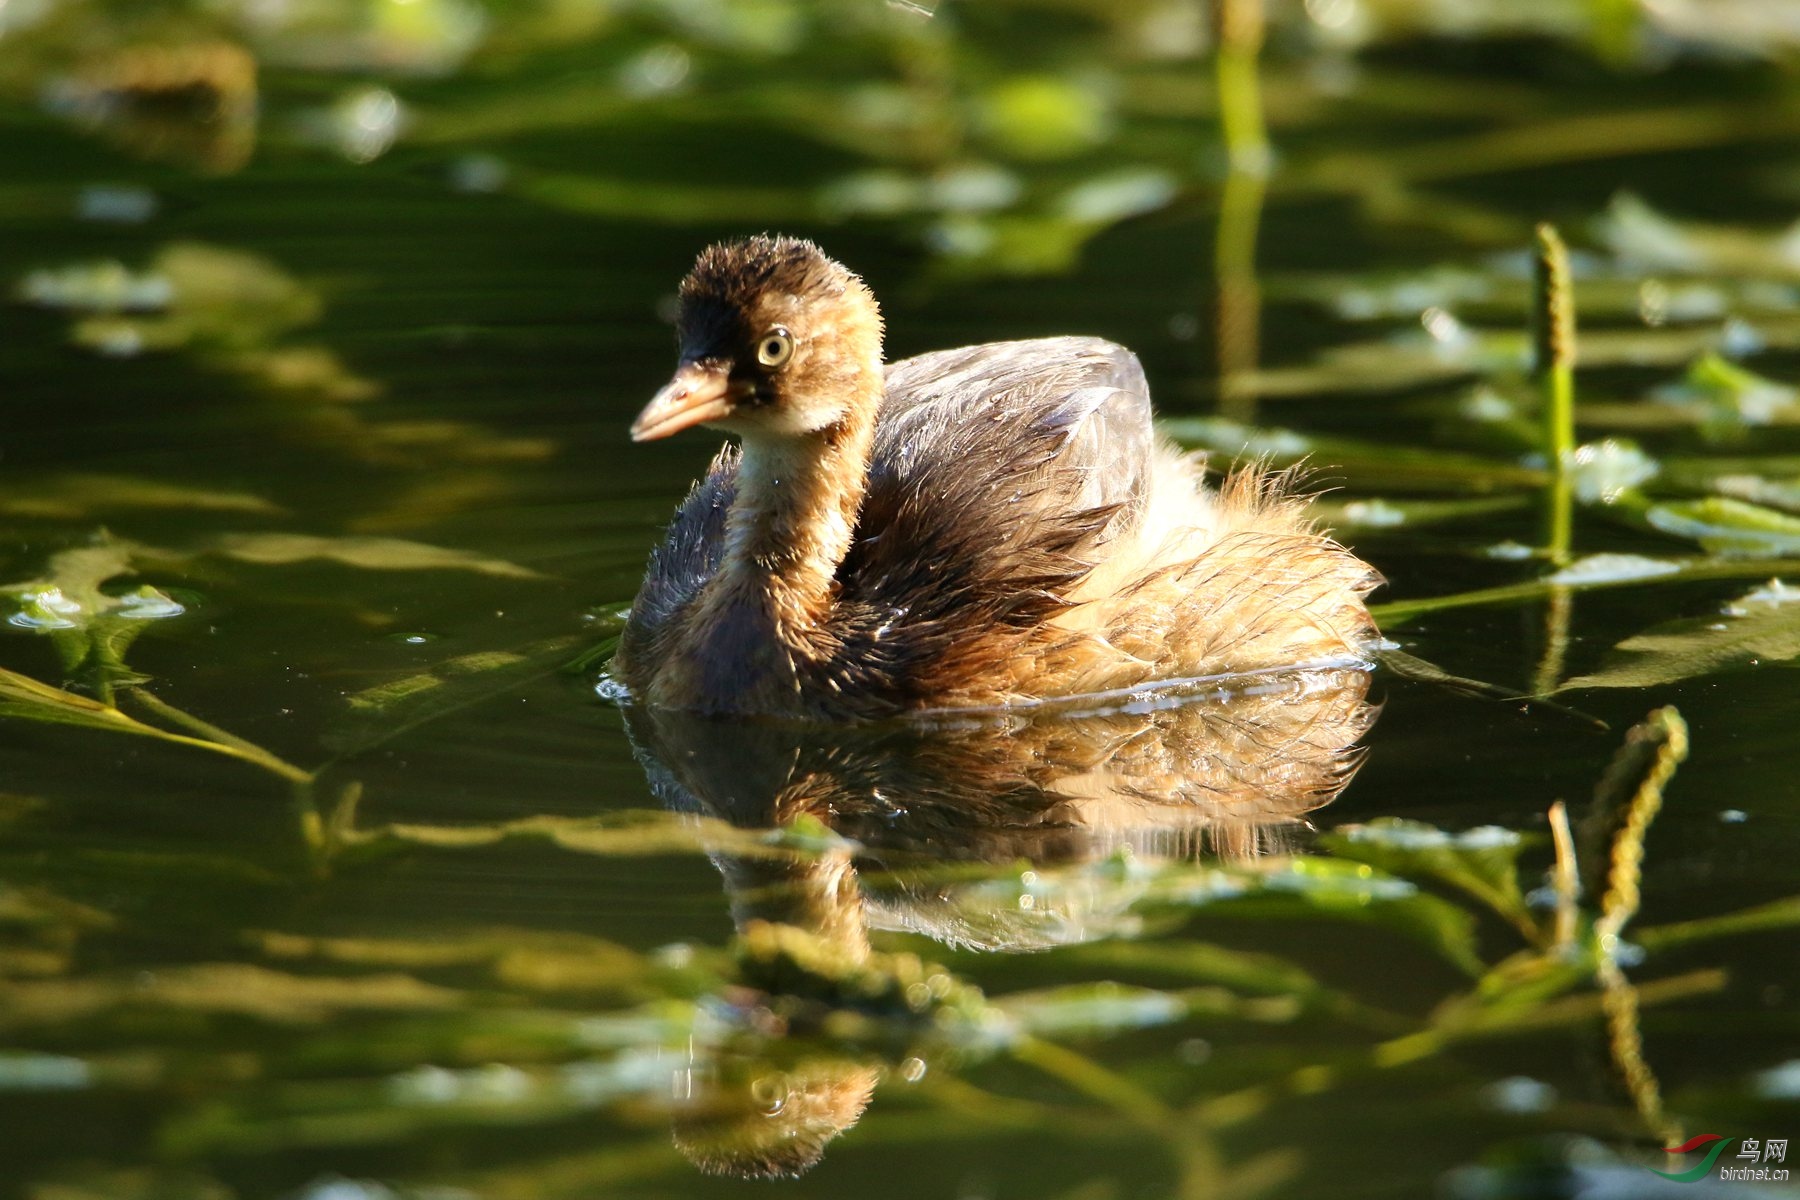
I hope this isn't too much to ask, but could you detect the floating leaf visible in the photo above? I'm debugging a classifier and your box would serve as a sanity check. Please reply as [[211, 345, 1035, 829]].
[[1565, 439, 1659, 504], [161, 1044, 687, 1159], [1132, 857, 1486, 975], [339, 810, 807, 864], [1249, 317, 1800, 401], [136, 242, 323, 348], [1663, 454, 1800, 490], [1057, 169, 1177, 224], [1314, 495, 1529, 532], [0, 1053, 92, 1091], [1, 541, 187, 695], [1321, 819, 1538, 938], [1159, 418, 1546, 491], [325, 635, 584, 756], [0, 963, 460, 1030], [30, 243, 322, 357], [1543, 554, 1682, 586], [1260, 863, 1484, 975], [1596, 192, 1800, 279], [1644, 496, 1800, 556], [999, 982, 1193, 1038], [4, 543, 140, 618], [253, 928, 652, 997], [1280, 262, 1796, 326], [205, 532, 544, 579], [0, 474, 284, 520], [977, 75, 1112, 160], [15, 259, 172, 312], [1232, 325, 1527, 399], [23, 241, 391, 404], [1650, 352, 1800, 438], [1373, 553, 1800, 626], [1711, 473, 1800, 514], [1562, 581, 1800, 690], [1283, 263, 1512, 322]]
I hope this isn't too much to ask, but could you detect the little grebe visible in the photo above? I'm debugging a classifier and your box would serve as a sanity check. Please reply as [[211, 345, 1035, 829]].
[[616, 235, 1380, 720]]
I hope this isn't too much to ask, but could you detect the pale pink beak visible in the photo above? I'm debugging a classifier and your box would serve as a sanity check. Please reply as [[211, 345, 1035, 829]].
[[631, 361, 743, 442]]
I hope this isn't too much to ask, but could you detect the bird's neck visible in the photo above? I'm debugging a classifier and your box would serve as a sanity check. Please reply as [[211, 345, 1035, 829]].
[[713, 396, 879, 655]]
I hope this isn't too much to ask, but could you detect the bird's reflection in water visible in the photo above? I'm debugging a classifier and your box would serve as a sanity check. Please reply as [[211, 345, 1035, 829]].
[[623, 666, 1377, 1178]]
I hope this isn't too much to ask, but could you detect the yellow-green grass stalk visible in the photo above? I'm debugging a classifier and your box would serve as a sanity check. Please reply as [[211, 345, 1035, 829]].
[[1532, 223, 1578, 562]]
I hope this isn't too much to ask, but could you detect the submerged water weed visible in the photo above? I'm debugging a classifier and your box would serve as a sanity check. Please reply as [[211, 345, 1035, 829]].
[[2, 689, 1783, 1195]]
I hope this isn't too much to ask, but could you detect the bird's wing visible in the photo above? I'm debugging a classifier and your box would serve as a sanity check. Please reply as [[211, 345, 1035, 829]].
[[873, 336, 1153, 522], [829, 337, 1156, 698]]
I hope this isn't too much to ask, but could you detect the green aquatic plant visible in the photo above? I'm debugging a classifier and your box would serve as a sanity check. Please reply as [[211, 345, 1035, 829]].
[[0, 535, 586, 873], [1, 684, 1786, 1198], [1561, 580, 1800, 692], [1176, 212, 1800, 706], [1533, 222, 1577, 565]]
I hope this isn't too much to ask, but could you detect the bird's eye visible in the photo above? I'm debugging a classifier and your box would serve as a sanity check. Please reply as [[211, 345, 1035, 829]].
[[756, 327, 795, 369]]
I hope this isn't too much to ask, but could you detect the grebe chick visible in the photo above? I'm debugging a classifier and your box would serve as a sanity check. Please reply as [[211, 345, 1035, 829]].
[[615, 235, 1380, 721]]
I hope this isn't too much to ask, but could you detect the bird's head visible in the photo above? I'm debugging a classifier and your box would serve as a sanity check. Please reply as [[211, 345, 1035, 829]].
[[631, 235, 885, 443]]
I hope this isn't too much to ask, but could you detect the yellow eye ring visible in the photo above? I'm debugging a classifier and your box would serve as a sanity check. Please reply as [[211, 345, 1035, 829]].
[[756, 327, 794, 369]]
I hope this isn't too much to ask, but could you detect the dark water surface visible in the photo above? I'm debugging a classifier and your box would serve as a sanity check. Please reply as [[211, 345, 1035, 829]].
[[2, 4, 1798, 1198]]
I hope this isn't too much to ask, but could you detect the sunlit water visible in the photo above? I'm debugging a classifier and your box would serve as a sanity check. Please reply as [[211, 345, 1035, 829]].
[[2, 4, 1798, 1198]]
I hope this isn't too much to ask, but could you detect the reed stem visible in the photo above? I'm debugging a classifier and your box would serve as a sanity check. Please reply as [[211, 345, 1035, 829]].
[[1214, 0, 1268, 424], [1533, 222, 1578, 563], [1548, 800, 1580, 952]]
